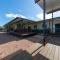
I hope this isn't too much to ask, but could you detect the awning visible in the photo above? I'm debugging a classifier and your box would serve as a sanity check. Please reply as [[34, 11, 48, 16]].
[[35, 0, 60, 14]]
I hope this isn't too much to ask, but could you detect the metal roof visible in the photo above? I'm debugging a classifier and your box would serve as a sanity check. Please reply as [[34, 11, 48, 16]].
[[35, 0, 60, 13], [4, 17, 35, 27]]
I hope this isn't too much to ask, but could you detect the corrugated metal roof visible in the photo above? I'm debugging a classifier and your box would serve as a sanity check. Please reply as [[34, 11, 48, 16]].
[[4, 17, 35, 27]]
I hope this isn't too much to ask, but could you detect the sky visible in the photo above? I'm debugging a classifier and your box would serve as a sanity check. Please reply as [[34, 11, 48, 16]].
[[0, 0, 60, 26]]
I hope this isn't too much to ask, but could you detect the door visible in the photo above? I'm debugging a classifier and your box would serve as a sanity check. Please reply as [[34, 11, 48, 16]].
[[55, 24, 60, 34]]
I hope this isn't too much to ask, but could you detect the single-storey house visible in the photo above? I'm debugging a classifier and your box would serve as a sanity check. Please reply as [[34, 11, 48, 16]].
[[4, 17, 37, 33], [36, 17, 60, 34], [4, 17, 60, 34]]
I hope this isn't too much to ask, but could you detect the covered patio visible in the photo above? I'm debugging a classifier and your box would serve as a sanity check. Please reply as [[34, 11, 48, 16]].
[[35, 0, 60, 45]]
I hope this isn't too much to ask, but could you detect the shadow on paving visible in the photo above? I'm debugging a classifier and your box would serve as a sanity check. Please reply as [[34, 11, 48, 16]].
[[0, 33, 21, 44], [0, 32, 43, 45], [0, 32, 60, 47], [46, 36, 60, 46], [25, 36, 43, 44], [10, 33, 44, 45], [24, 35, 60, 46], [25, 35, 60, 46], [1, 49, 49, 60]]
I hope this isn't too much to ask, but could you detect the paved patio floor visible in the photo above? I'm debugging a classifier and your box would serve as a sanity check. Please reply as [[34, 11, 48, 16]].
[[0, 32, 60, 60]]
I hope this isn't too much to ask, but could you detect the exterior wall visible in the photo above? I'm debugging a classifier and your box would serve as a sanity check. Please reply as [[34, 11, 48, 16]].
[[53, 19, 60, 33], [5, 17, 60, 33], [35, 18, 60, 33], [24, 23, 37, 30], [46, 18, 60, 33], [10, 23, 17, 30], [24, 22, 43, 30], [24, 23, 34, 29], [8, 22, 36, 31], [36, 22, 43, 29]]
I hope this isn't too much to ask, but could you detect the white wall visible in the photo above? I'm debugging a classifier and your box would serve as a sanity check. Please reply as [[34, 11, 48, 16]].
[[46, 18, 60, 33]]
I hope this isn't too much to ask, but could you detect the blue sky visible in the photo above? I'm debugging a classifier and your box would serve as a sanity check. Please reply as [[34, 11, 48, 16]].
[[0, 0, 60, 26]]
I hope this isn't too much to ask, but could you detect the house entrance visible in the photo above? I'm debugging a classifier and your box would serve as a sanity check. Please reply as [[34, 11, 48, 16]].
[[55, 24, 60, 34]]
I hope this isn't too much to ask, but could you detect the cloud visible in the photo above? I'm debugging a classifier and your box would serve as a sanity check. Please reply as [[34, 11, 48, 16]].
[[5, 13, 27, 18], [54, 11, 60, 17], [36, 13, 52, 20], [36, 11, 60, 20]]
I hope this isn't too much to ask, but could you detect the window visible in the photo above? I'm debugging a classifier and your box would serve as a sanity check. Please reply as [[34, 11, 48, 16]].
[[34, 25, 37, 29]]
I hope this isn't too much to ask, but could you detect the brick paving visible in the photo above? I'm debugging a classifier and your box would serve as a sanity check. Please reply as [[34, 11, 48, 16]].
[[0, 32, 35, 60], [0, 32, 60, 60]]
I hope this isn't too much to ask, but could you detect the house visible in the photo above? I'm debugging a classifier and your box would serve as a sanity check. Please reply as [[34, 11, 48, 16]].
[[4, 17, 37, 33], [4, 17, 60, 34], [36, 17, 60, 34]]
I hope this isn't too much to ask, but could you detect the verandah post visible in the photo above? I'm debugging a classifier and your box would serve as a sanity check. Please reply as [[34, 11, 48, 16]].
[[43, 0, 46, 46]]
